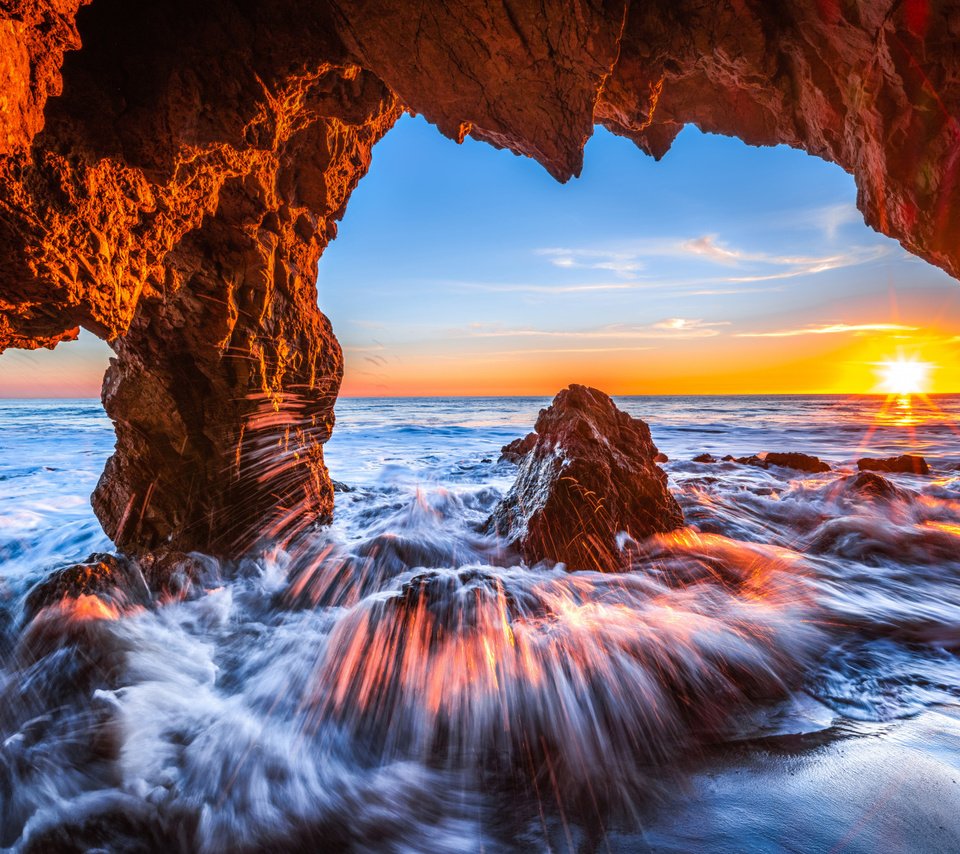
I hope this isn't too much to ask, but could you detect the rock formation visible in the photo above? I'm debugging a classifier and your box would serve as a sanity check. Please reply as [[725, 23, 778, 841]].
[[488, 385, 684, 572], [858, 454, 931, 475], [499, 432, 537, 464], [698, 451, 830, 472], [1, 1, 959, 554], [739, 452, 831, 473], [23, 553, 149, 621], [842, 471, 906, 501], [23, 550, 213, 620]]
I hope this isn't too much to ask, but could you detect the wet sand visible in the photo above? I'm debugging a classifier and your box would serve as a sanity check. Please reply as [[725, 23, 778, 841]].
[[607, 707, 960, 853]]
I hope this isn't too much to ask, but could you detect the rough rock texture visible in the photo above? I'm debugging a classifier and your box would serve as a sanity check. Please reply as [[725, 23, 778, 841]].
[[24, 550, 215, 620], [23, 553, 149, 621], [499, 432, 537, 464], [487, 385, 684, 572], [1, 1, 401, 553], [858, 454, 931, 474], [1, 1, 960, 554]]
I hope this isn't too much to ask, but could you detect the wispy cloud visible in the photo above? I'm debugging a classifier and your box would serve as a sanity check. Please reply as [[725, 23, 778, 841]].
[[446, 346, 655, 358], [343, 343, 386, 354], [735, 323, 918, 339], [536, 248, 646, 278], [787, 202, 862, 240], [469, 318, 729, 341], [454, 280, 638, 294], [536, 235, 889, 287]]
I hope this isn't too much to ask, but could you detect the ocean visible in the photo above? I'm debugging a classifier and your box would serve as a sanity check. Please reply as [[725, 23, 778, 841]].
[[1, 394, 960, 851]]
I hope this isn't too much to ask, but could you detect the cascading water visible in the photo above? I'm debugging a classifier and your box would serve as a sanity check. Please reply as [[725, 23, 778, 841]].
[[1, 395, 960, 851]]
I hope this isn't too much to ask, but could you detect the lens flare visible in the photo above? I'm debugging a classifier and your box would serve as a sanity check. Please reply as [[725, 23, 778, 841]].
[[875, 356, 932, 396]]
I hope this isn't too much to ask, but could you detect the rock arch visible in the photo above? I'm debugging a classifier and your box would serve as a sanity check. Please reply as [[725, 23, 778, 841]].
[[1, 0, 957, 555]]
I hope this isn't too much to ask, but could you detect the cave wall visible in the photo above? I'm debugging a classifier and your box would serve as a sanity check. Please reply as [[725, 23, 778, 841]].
[[0, 0, 958, 555]]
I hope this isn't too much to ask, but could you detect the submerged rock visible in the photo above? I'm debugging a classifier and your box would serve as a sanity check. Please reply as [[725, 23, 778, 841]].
[[842, 471, 906, 502], [487, 385, 683, 572], [24, 554, 150, 622], [24, 550, 214, 621], [858, 454, 930, 475], [763, 452, 831, 473], [732, 452, 830, 473], [693, 453, 717, 463]]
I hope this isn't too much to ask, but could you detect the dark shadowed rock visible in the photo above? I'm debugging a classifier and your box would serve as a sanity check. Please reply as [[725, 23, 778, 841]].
[[499, 432, 538, 464], [732, 452, 830, 473], [858, 455, 930, 475], [694, 453, 717, 463], [763, 452, 831, 473], [487, 385, 684, 572]]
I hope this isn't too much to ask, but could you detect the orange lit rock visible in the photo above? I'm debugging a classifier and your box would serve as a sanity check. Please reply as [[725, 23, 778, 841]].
[[24, 553, 149, 621], [0, 1, 959, 555], [488, 385, 684, 572]]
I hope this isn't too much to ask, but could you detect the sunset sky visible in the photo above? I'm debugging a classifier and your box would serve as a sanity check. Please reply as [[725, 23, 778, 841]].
[[2, 114, 959, 397]]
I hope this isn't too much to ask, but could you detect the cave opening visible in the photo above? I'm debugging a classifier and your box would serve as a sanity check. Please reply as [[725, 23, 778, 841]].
[[3, 111, 960, 554], [318, 113, 960, 404]]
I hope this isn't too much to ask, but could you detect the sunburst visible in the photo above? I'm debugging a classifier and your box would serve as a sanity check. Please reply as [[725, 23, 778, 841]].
[[875, 356, 932, 396]]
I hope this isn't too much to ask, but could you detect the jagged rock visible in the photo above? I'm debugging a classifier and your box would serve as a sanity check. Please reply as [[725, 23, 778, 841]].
[[693, 453, 717, 463], [24, 550, 214, 621], [654, 452, 669, 463], [24, 553, 150, 622], [1, 1, 960, 555], [858, 455, 930, 475], [499, 432, 537, 464], [487, 385, 683, 572], [732, 452, 830, 473]]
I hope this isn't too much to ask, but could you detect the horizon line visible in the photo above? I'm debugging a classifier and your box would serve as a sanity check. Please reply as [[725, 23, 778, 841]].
[[3, 390, 960, 401]]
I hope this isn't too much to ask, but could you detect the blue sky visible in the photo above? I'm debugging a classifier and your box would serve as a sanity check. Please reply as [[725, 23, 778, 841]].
[[319, 115, 959, 394], [2, 113, 959, 396]]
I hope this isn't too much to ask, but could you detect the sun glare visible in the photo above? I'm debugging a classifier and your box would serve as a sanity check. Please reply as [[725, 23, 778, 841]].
[[875, 356, 933, 396]]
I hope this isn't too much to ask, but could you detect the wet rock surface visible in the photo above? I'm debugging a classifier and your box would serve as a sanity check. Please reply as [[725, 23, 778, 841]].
[[23, 554, 149, 622], [698, 452, 831, 472], [487, 385, 683, 571], [842, 471, 907, 502], [499, 432, 537, 464], [742, 452, 831, 473], [858, 455, 931, 475], [1, 1, 960, 555], [24, 550, 214, 622]]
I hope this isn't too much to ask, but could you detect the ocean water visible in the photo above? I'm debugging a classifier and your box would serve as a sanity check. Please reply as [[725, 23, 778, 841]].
[[1, 394, 960, 851]]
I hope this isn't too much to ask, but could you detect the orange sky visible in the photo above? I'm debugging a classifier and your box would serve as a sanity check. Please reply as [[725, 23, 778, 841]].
[[338, 327, 960, 397]]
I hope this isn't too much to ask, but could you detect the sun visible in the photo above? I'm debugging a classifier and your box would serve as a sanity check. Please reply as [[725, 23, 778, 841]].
[[875, 356, 933, 396]]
